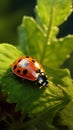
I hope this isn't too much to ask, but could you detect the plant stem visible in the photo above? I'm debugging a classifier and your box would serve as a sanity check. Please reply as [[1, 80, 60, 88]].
[[40, 0, 55, 63]]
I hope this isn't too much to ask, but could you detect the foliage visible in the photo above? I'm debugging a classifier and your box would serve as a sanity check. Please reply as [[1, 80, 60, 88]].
[[18, 0, 73, 68], [0, 0, 73, 130]]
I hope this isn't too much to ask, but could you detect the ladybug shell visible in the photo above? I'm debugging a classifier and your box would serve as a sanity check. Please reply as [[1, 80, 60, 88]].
[[12, 56, 45, 81]]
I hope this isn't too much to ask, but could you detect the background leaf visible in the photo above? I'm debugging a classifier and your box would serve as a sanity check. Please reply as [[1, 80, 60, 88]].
[[18, 0, 73, 69], [18, 16, 45, 59], [36, 0, 71, 31], [43, 35, 73, 67], [18, 16, 73, 67]]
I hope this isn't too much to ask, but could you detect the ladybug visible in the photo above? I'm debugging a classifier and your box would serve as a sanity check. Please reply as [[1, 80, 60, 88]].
[[12, 56, 48, 87]]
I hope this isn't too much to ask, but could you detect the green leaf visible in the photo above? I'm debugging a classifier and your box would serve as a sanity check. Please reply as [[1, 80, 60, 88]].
[[18, 0, 73, 68], [0, 43, 23, 76], [18, 16, 73, 67], [45, 67, 73, 97], [43, 35, 73, 68], [54, 100, 73, 130], [36, 0, 71, 30], [18, 16, 45, 59], [0, 44, 72, 119], [24, 112, 58, 130]]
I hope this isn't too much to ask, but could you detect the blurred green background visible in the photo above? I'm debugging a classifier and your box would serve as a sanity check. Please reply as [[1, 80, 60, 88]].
[[0, 0, 73, 77], [0, 0, 36, 44]]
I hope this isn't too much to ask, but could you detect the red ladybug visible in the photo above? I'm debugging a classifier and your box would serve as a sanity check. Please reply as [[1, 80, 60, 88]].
[[12, 56, 48, 87]]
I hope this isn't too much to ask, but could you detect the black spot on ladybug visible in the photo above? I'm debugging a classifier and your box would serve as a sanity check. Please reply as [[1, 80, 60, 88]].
[[18, 59, 22, 62], [17, 69, 21, 74], [25, 56, 29, 58], [32, 59, 35, 63], [13, 65, 17, 70], [23, 69, 28, 75], [36, 69, 41, 73]]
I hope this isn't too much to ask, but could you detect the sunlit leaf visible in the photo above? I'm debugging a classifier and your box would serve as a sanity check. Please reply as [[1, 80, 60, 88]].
[[18, 17, 73, 67], [43, 35, 73, 67], [18, 16, 45, 59], [0, 43, 23, 76], [36, 0, 71, 31], [0, 44, 72, 118]]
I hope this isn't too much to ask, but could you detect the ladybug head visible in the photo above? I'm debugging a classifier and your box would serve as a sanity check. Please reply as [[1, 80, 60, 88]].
[[36, 72, 48, 87]]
